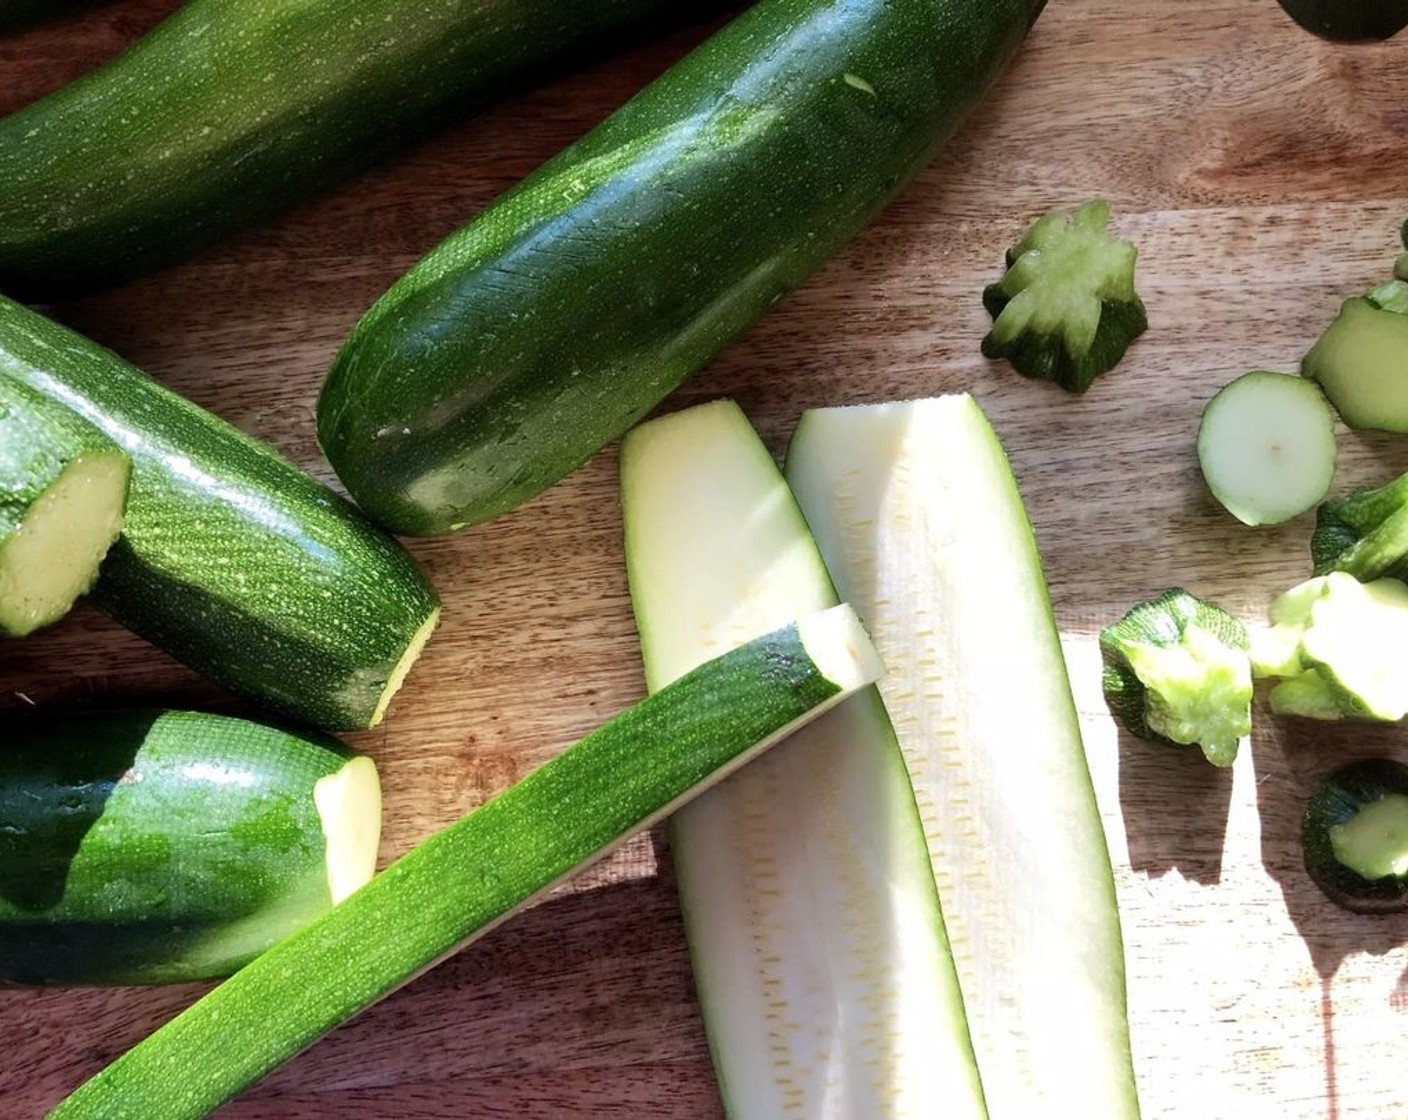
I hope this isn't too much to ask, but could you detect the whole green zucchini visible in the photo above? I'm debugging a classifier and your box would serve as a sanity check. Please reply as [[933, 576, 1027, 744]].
[[0, 296, 439, 731], [0, 0, 729, 296], [0, 376, 129, 638], [0, 709, 381, 986], [318, 0, 1045, 536]]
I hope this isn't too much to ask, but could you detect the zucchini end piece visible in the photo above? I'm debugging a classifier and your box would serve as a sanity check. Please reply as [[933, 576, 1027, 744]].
[[1302, 298, 1408, 433], [1304, 758, 1408, 914], [982, 200, 1147, 394], [1100, 589, 1251, 766], [1256, 574, 1408, 722]]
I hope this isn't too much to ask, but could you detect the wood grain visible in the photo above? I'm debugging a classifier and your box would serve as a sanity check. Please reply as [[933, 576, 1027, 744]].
[[2, 1, 1407, 1116]]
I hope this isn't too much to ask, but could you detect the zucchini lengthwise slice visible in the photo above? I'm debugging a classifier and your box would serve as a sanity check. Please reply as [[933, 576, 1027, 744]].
[[49, 610, 882, 1119], [0, 0, 731, 296], [317, 0, 1044, 535], [785, 395, 1141, 1119], [0, 376, 129, 637], [621, 400, 985, 1119], [0, 296, 438, 731], [0, 709, 380, 986]]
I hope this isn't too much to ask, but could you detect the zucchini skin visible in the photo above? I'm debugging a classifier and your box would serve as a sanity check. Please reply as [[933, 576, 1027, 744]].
[[0, 297, 439, 731], [319, 0, 1045, 535], [0, 0, 730, 297], [0, 709, 366, 986]]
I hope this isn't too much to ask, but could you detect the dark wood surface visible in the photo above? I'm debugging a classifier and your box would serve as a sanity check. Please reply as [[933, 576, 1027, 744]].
[[3, 2, 1408, 1116]]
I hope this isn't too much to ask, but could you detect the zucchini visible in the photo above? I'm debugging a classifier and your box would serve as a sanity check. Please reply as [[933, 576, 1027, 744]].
[[0, 709, 380, 986], [1303, 759, 1408, 913], [1312, 469, 1408, 583], [785, 395, 1141, 1119], [0, 376, 129, 638], [0, 296, 439, 731], [49, 608, 883, 1118], [621, 400, 985, 1119], [317, 0, 1045, 536], [980, 200, 1147, 394], [1302, 297, 1408, 432], [0, 0, 731, 296], [1251, 572, 1408, 722], [1100, 589, 1252, 768]]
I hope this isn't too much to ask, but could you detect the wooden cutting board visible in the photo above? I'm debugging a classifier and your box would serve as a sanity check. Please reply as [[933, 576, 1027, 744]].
[[2, 2, 1407, 1116]]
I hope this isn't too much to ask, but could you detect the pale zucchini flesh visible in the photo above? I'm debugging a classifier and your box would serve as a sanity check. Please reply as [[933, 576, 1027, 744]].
[[785, 395, 1141, 1119], [621, 400, 984, 1119], [0, 296, 439, 730], [0, 375, 130, 637], [49, 611, 881, 1118]]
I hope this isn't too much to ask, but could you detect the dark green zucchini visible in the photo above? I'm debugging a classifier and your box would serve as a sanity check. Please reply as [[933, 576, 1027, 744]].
[[0, 709, 381, 986], [0, 0, 730, 297], [1277, 0, 1408, 40], [0, 376, 129, 638], [0, 296, 439, 731], [318, 0, 1046, 535], [1303, 758, 1408, 913]]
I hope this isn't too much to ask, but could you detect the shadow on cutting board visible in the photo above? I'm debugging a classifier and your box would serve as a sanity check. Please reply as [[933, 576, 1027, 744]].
[[1117, 728, 1233, 886], [1251, 708, 1408, 1120]]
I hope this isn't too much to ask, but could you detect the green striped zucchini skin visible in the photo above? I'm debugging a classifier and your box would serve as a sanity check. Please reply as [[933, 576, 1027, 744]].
[[0, 709, 369, 987], [318, 0, 1045, 536], [0, 296, 439, 731], [47, 612, 878, 1118], [0, 376, 129, 637], [0, 0, 729, 297]]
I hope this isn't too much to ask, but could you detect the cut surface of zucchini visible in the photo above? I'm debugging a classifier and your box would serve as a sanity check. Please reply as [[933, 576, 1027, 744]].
[[0, 375, 130, 637], [1197, 371, 1337, 526], [0, 452, 128, 637], [785, 394, 1140, 1120], [622, 399, 985, 1119]]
